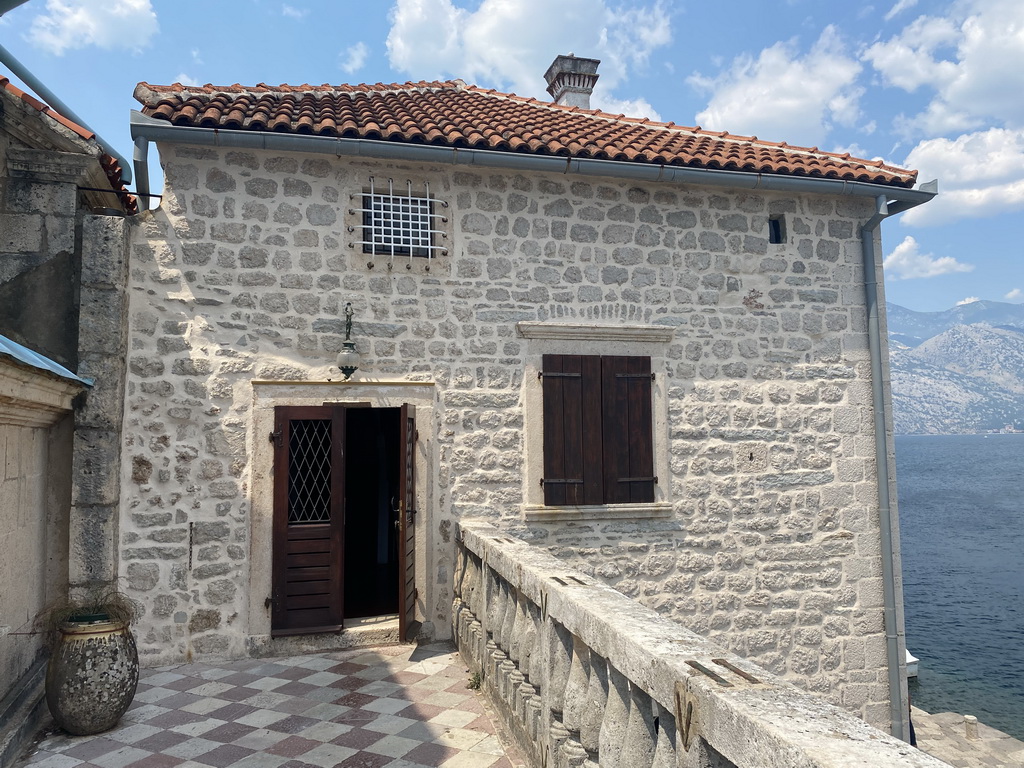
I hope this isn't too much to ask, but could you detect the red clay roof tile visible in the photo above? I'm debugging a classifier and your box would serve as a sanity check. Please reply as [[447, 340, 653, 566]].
[[133, 79, 918, 188]]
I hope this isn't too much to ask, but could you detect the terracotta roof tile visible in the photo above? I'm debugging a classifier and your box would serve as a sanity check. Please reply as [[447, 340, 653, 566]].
[[2, 76, 138, 214], [133, 80, 918, 188]]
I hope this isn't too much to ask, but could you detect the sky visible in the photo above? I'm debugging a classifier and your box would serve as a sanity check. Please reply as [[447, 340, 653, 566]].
[[1, 0, 1022, 313]]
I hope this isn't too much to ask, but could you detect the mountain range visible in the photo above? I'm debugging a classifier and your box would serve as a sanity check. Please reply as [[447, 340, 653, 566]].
[[885, 300, 1024, 434]]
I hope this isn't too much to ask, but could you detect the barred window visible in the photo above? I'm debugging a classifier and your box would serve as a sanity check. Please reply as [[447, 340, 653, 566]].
[[353, 178, 448, 262]]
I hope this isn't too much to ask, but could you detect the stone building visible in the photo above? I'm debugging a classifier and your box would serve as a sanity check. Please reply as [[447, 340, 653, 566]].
[[0, 73, 133, 766], [121, 56, 935, 735]]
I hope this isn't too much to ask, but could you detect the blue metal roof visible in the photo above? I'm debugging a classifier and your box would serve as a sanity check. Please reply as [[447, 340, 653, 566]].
[[0, 334, 92, 386]]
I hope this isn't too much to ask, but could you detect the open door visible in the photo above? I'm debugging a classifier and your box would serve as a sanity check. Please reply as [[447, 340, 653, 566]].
[[398, 403, 420, 642], [271, 403, 416, 639], [271, 406, 345, 635]]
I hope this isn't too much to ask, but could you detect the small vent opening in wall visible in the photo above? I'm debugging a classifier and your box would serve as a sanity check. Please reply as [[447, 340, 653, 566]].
[[768, 215, 786, 244]]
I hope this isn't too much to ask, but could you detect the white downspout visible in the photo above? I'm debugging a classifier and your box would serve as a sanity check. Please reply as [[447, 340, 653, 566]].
[[861, 195, 907, 740]]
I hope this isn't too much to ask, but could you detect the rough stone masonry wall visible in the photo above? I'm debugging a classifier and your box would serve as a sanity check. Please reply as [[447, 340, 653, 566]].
[[122, 143, 892, 726]]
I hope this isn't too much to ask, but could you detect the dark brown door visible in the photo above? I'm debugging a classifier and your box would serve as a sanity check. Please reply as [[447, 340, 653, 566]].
[[398, 404, 419, 641], [271, 406, 345, 636]]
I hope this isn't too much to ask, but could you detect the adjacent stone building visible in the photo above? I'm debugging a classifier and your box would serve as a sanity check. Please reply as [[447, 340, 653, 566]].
[[121, 57, 935, 735], [0, 74, 133, 768]]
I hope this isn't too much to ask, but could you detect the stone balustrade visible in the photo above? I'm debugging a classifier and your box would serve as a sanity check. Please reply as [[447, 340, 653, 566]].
[[453, 519, 945, 768]]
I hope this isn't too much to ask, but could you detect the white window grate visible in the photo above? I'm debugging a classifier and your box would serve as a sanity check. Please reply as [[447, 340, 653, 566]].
[[349, 178, 448, 268]]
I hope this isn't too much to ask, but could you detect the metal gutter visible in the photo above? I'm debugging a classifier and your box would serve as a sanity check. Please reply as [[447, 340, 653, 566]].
[[129, 111, 934, 207], [131, 111, 935, 739], [0, 42, 132, 183]]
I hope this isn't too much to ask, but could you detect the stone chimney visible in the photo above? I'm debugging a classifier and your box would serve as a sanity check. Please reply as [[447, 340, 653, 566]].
[[544, 54, 600, 109]]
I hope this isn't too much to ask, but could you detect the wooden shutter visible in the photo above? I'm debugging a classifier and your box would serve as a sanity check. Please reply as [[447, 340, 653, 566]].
[[398, 404, 420, 642], [271, 406, 345, 635], [602, 356, 655, 504], [542, 354, 604, 506]]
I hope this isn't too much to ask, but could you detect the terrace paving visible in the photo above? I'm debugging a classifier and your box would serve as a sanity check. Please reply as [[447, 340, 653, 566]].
[[16, 642, 520, 768]]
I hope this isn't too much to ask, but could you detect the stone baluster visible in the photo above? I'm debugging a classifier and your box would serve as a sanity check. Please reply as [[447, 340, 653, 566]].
[[499, 585, 517, 655], [526, 689, 543, 741], [499, 657, 517, 704], [522, 601, 539, 686], [651, 699, 678, 768], [562, 637, 591, 738], [508, 592, 524, 666], [549, 622, 573, 718], [453, 545, 465, 599], [508, 666, 526, 711], [621, 683, 657, 768], [489, 576, 507, 648], [549, 720, 571, 768], [468, 618, 483, 666], [600, 665, 630, 767], [561, 739, 589, 767], [579, 653, 608, 757]]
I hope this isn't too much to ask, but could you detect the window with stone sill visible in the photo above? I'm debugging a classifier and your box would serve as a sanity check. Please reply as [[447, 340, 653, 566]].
[[518, 321, 674, 522], [349, 178, 448, 268]]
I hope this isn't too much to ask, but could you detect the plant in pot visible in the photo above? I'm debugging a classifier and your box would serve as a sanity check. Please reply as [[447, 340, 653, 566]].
[[39, 588, 142, 736]]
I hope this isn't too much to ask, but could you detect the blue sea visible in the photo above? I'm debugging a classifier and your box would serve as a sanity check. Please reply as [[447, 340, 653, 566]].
[[896, 434, 1024, 739]]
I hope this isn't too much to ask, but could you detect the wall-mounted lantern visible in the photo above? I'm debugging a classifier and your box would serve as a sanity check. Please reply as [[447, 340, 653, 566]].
[[336, 303, 361, 381]]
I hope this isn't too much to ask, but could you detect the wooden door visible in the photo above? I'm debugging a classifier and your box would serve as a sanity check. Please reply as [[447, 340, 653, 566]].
[[398, 404, 419, 641], [271, 406, 345, 636]]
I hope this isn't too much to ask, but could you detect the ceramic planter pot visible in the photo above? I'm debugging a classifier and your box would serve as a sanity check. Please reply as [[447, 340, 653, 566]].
[[45, 617, 139, 735]]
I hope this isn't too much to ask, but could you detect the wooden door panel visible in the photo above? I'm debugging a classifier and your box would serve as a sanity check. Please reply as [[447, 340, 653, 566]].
[[272, 407, 345, 636], [398, 404, 419, 642]]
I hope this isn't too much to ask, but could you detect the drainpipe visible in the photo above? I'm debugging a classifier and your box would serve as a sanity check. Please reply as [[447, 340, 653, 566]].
[[0, 41, 132, 184], [133, 136, 150, 206], [860, 186, 935, 741]]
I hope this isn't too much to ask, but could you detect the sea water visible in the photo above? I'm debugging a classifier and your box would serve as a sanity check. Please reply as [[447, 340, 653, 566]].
[[896, 433, 1024, 739]]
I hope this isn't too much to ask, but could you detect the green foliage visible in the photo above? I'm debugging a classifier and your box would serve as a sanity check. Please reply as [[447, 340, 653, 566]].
[[466, 671, 481, 690], [36, 586, 142, 648]]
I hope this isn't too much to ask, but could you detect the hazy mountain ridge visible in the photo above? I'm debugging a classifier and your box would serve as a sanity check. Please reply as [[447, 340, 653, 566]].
[[886, 301, 1024, 434]]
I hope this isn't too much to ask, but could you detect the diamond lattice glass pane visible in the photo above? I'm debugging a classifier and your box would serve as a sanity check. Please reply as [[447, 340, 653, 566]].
[[288, 419, 331, 524]]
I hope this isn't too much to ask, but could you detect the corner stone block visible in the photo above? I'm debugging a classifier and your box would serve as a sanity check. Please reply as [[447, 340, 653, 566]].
[[80, 215, 129, 286], [74, 351, 127, 430], [71, 428, 122, 507], [69, 504, 117, 585]]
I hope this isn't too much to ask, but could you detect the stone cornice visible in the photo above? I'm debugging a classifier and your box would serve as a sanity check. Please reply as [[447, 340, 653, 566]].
[[0, 358, 82, 427], [7, 146, 94, 184], [515, 321, 675, 342]]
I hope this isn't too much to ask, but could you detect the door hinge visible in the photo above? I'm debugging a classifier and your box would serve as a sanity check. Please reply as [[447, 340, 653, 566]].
[[264, 596, 272, 610], [269, 430, 283, 447]]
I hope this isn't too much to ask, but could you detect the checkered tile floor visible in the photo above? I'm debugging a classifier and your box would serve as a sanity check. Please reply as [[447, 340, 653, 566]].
[[18, 642, 519, 768]]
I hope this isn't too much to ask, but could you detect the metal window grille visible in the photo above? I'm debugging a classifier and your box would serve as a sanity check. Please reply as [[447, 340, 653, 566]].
[[287, 419, 332, 524], [349, 177, 448, 267]]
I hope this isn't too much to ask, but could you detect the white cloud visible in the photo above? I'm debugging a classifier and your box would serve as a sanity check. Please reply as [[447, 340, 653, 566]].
[[282, 4, 308, 19], [883, 235, 974, 279], [884, 0, 918, 21], [26, 0, 157, 56], [687, 26, 862, 147], [956, 296, 981, 305], [174, 72, 200, 86], [340, 42, 369, 75], [590, 90, 660, 122], [386, 0, 671, 111], [901, 128, 1024, 225], [866, 0, 1024, 136], [1005, 288, 1022, 301]]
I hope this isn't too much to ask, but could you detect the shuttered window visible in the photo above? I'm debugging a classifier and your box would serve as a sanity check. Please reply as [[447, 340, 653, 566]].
[[542, 354, 654, 506]]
